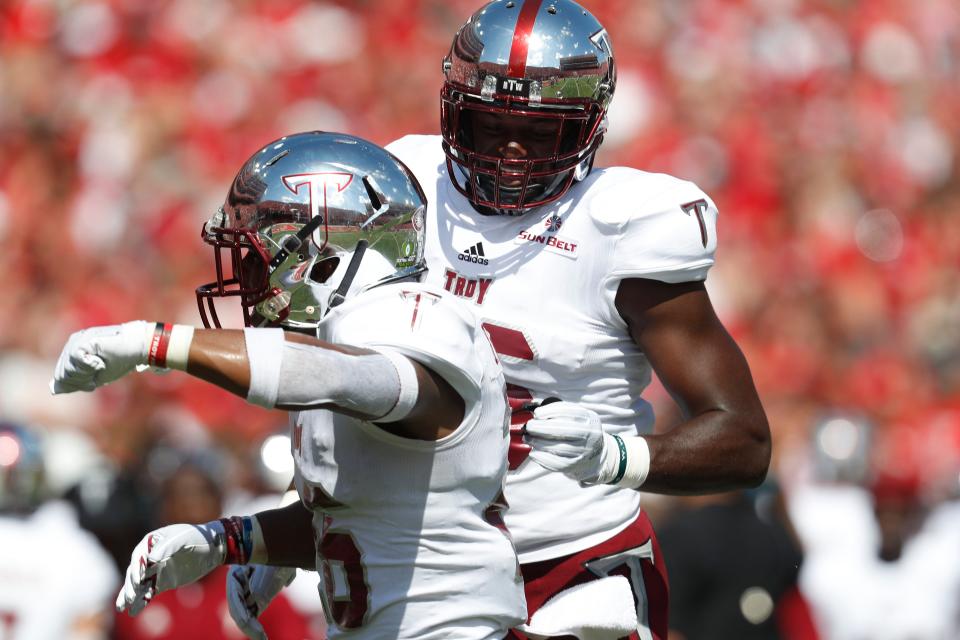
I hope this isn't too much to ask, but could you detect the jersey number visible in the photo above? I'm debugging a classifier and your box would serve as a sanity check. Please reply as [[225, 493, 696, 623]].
[[583, 541, 656, 640], [481, 321, 536, 470], [319, 530, 369, 630]]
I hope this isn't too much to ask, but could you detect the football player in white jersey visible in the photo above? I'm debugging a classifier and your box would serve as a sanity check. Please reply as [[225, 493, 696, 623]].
[[384, 2, 771, 639], [49, 132, 526, 640], [0, 422, 117, 640], [225, 3, 770, 639]]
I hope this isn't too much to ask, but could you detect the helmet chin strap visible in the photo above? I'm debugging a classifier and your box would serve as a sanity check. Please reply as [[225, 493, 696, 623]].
[[327, 239, 369, 311], [254, 214, 330, 327], [257, 215, 357, 326], [267, 214, 326, 276]]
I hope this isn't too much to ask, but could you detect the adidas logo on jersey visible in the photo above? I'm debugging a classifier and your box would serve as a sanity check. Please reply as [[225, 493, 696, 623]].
[[458, 242, 490, 266]]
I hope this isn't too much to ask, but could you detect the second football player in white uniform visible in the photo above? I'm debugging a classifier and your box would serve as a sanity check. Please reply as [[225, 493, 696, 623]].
[[0, 423, 117, 640], [50, 132, 525, 640], [387, 2, 771, 638]]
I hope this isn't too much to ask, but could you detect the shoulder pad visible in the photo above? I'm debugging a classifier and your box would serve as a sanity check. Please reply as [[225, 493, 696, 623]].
[[321, 283, 485, 392], [586, 169, 718, 283]]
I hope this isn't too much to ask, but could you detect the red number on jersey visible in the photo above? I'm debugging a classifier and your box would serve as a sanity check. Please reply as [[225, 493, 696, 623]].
[[481, 322, 536, 470], [319, 530, 369, 629]]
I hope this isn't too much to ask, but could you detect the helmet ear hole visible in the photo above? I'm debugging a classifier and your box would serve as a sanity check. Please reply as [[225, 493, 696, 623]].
[[309, 256, 341, 284]]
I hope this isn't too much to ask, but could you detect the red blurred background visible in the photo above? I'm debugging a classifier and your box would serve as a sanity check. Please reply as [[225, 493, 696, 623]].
[[1, 0, 959, 638]]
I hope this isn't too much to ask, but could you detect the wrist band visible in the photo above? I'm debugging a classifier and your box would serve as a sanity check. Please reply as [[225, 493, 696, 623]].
[[607, 435, 651, 489], [610, 435, 628, 484], [146, 323, 194, 370], [147, 323, 173, 368], [165, 325, 195, 371], [220, 516, 254, 565]]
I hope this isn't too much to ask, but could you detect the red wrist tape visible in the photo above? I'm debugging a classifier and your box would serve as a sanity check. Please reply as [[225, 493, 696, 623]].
[[148, 322, 173, 368], [220, 516, 254, 565]]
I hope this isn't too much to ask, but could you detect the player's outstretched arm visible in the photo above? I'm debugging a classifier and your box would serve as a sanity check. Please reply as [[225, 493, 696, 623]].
[[50, 323, 464, 440], [615, 278, 770, 494], [117, 501, 314, 618]]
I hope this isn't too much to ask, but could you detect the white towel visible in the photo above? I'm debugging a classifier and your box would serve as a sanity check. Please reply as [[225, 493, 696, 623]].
[[516, 575, 639, 640]]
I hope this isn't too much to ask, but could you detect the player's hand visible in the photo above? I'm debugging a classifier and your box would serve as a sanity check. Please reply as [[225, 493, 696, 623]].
[[227, 564, 297, 640], [116, 522, 228, 616], [523, 402, 618, 484], [50, 321, 154, 394]]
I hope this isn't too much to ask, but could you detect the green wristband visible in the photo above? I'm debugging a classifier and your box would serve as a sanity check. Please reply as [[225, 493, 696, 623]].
[[610, 434, 628, 484]]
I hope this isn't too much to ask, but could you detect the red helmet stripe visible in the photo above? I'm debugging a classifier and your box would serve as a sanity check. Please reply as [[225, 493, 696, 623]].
[[507, 0, 544, 78]]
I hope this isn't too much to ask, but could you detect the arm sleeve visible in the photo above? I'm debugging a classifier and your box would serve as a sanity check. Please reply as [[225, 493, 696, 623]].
[[273, 344, 415, 420], [323, 286, 485, 409]]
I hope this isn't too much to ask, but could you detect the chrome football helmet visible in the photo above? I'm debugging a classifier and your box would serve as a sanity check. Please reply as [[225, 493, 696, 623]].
[[197, 132, 427, 330], [441, 0, 616, 213]]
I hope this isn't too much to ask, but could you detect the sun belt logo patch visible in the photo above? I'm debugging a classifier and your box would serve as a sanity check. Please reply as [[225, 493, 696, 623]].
[[515, 229, 580, 259], [458, 242, 490, 266]]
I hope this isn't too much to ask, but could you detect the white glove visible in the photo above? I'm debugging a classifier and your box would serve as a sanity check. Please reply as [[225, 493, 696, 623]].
[[523, 402, 619, 484], [227, 564, 297, 640], [116, 521, 227, 616], [50, 321, 154, 394]]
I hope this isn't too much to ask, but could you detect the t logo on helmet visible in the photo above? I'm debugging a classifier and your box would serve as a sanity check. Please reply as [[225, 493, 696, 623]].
[[281, 172, 354, 250]]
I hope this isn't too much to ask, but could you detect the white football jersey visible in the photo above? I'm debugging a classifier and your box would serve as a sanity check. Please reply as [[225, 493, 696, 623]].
[[388, 135, 718, 562], [0, 502, 117, 640], [790, 486, 960, 639], [292, 282, 525, 640]]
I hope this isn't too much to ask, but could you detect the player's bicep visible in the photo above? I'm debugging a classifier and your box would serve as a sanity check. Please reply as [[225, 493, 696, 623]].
[[392, 358, 465, 440], [615, 278, 759, 419]]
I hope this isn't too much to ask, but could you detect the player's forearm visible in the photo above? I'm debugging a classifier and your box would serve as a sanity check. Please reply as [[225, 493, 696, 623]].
[[184, 329, 252, 398], [254, 501, 318, 569], [640, 407, 770, 494], [163, 326, 410, 419], [523, 400, 768, 493], [640, 332, 771, 494], [51, 321, 463, 439]]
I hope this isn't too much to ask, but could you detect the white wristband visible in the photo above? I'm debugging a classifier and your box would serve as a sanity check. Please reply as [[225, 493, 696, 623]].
[[608, 435, 651, 489], [375, 349, 419, 423], [244, 328, 286, 408], [166, 325, 195, 371], [143, 322, 194, 370]]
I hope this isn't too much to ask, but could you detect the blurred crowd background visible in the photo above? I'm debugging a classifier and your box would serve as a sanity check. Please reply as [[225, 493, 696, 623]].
[[1, 0, 959, 638]]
